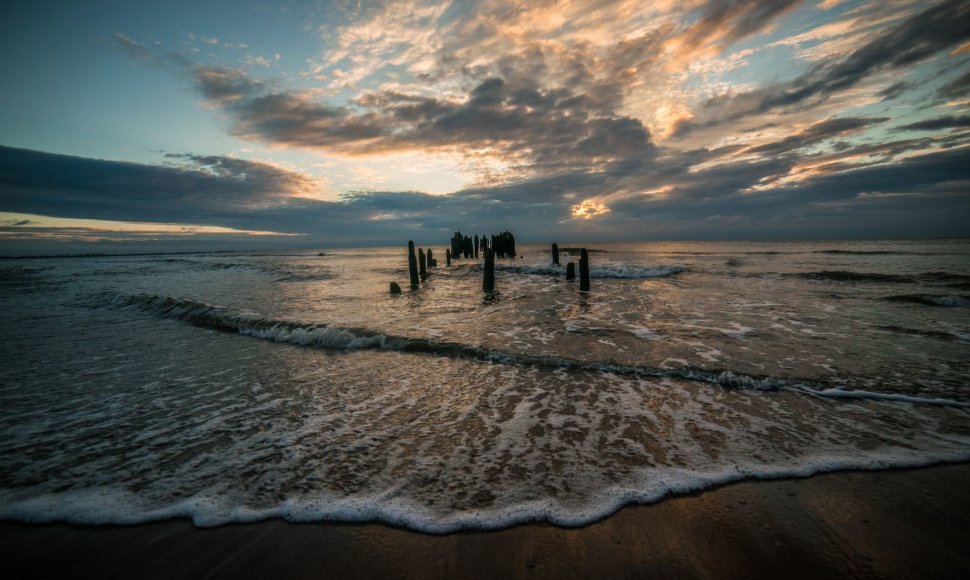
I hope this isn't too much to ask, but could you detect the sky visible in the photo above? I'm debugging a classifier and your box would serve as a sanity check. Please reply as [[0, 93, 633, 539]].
[[1, 0, 969, 254]]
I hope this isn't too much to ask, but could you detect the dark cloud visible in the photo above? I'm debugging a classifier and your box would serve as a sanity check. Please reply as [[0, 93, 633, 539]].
[[896, 115, 970, 132], [0, 145, 317, 228], [603, 146, 970, 240], [193, 67, 265, 104], [209, 71, 656, 173], [2, 141, 969, 252], [745, 117, 888, 156], [676, 0, 970, 135], [878, 80, 912, 101]]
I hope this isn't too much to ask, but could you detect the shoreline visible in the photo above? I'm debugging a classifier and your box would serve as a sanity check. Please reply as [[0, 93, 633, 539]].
[[3, 463, 969, 579]]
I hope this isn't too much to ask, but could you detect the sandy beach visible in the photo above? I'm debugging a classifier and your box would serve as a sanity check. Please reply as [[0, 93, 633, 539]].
[[3, 463, 969, 579]]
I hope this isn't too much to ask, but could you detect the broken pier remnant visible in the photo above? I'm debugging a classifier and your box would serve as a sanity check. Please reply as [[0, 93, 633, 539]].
[[408, 241, 419, 289], [483, 249, 495, 292], [579, 248, 590, 291]]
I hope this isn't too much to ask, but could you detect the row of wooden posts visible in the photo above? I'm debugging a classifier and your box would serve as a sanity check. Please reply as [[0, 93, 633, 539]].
[[391, 241, 591, 293]]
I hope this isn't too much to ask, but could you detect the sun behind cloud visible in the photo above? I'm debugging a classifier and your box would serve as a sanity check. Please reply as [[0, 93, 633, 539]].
[[571, 199, 610, 220]]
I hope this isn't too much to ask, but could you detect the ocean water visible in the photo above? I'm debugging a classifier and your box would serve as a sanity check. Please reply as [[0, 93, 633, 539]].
[[1, 240, 969, 532]]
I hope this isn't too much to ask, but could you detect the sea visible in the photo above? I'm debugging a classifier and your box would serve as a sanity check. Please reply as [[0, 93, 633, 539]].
[[1, 239, 969, 532]]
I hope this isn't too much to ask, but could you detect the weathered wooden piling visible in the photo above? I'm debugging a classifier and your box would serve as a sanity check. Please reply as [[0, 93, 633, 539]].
[[566, 261, 575, 280], [579, 248, 590, 291], [483, 249, 495, 292], [408, 241, 419, 289], [389, 282, 402, 294], [446, 249, 451, 266], [427, 248, 434, 268], [474, 235, 479, 259], [552, 243, 559, 265], [419, 248, 428, 280]]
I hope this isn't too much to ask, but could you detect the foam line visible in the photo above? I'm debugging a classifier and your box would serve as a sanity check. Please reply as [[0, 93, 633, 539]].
[[3, 452, 970, 532], [803, 387, 970, 407]]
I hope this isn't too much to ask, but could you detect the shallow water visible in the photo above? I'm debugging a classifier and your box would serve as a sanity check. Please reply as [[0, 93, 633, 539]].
[[1, 240, 969, 531]]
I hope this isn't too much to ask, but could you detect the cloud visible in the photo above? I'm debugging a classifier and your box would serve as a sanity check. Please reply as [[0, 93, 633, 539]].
[[193, 66, 266, 103], [668, 0, 803, 58], [675, 0, 970, 135], [744, 116, 889, 156], [111, 32, 159, 65], [878, 80, 912, 101], [936, 69, 970, 100], [201, 70, 657, 177], [2, 139, 969, 251], [895, 114, 970, 132], [0, 145, 320, 227]]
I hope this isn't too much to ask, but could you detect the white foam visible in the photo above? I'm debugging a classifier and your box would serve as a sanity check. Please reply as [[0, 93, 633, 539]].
[[241, 325, 406, 350], [804, 387, 970, 407], [3, 450, 969, 532], [925, 295, 970, 307], [631, 327, 663, 340]]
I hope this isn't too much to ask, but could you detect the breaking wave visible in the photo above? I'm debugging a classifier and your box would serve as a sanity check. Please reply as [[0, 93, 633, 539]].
[[884, 294, 970, 307]]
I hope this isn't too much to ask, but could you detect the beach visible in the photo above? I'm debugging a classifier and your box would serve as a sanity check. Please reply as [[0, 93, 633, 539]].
[[4, 463, 969, 579]]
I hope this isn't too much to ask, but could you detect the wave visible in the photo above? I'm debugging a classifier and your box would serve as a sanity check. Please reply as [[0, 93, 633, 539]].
[[884, 294, 970, 307], [102, 294, 403, 348], [97, 293, 969, 408], [794, 270, 912, 283], [878, 325, 970, 342], [0, 265, 61, 292], [0, 265, 49, 282], [807, 387, 970, 406], [150, 258, 334, 282], [811, 250, 930, 255], [785, 271, 970, 286], [496, 263, 685, 279]]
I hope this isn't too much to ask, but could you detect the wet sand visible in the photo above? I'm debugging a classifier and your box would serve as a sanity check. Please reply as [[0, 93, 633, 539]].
[[3, 463, 969, 579]]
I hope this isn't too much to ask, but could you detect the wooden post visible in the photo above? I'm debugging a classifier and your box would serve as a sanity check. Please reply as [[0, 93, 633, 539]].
[[552, 243, 559, 265], [474, 235, 479, 259], [566, 261, 575, 280], [419, 248, 427, 280], [483, 249, 495, 292], [579, 248, 590, 291], [408, 241, 419, 289], [389, 282, 402, 294], [427, 248, 434, 268], [446, 249, 451, 266]]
